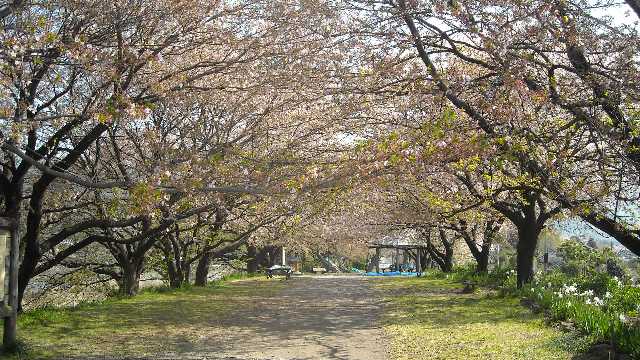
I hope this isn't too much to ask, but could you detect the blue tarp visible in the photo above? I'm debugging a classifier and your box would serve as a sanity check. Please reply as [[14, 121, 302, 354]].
[[365, 271, 418, 277]]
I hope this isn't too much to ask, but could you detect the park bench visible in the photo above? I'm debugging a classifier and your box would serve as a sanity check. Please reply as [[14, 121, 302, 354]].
[[266, 265, 292, 279], [312, 267, 327, 274]]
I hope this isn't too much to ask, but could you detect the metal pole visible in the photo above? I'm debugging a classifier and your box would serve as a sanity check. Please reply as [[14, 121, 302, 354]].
[[416, 248, 422, 277]]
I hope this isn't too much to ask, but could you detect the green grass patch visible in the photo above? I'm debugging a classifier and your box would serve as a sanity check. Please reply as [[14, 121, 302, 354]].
[[1, 276, 281, 359], [379, 277, 579, 360]]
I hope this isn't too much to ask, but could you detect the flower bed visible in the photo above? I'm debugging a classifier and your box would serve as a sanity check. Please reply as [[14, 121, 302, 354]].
[[524, 272, 640, 357]]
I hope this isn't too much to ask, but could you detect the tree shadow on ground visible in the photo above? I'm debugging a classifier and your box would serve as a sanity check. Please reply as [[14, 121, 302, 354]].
[[29, 277, 387, 360]]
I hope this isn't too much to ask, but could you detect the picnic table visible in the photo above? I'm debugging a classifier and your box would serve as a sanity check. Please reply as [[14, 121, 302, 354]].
[[312, 267, 327, 274], [266, 265, 292, 279]]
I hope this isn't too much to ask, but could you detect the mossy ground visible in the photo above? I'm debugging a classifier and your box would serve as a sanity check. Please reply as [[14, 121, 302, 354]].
[[1, 277, 282, 359], [378, 276, 582, 360]]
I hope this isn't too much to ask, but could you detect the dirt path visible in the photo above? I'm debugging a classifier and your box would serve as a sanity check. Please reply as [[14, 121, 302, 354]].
[[169, 275, 388, 360]]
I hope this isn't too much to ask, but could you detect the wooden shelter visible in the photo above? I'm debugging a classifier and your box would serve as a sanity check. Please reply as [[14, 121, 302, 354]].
[[367, 230, 429, 276]]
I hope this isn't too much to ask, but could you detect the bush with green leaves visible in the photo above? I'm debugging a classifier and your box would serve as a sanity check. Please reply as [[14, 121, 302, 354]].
[[447, 263, 516, 289], [555, 240, 627, 280]]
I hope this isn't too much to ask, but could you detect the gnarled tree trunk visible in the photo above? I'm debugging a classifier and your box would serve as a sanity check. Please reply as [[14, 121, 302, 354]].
[[194, 251, 211, 286], [118, 259, 144, 296]]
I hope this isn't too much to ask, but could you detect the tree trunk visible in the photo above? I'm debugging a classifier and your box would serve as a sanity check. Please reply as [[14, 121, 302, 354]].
[[266, 246, 278, 267], [159, 236, 183, 288], [476, 248, 490, 273], [419, 251, 429, 272], [17, 184, 46, 311], [119, 261, 143, 296], [247, 245, 258, 273], [169, 260, 190, 288], [194, 251, 210, 286], [516, 217, 541, 287], [366, 252, 378, 272], [257, 247, 269, 268], [463, 235, 490, 274], [182, 262, 191, 285], [477, 221, 499, 273], [167, 260, 181, 288], [429, 228, 454, 272]]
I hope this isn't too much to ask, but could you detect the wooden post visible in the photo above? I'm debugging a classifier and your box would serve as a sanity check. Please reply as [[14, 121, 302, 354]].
[[0, 217, 18, 348], [416, 248, 422, 277], [375, 247, 381, 273]]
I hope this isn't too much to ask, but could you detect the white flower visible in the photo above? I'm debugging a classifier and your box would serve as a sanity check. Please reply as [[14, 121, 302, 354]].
[[605, 291, 612, 299], [585, 298, 592, 305], [562, 284, 577, 294], [593, 297, 604, 306], [619, 314, 628, 323], [581, 290, 594, 297]]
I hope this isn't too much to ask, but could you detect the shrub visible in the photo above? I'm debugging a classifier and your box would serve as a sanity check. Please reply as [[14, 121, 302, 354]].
[[448, 263, 516, 289]]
